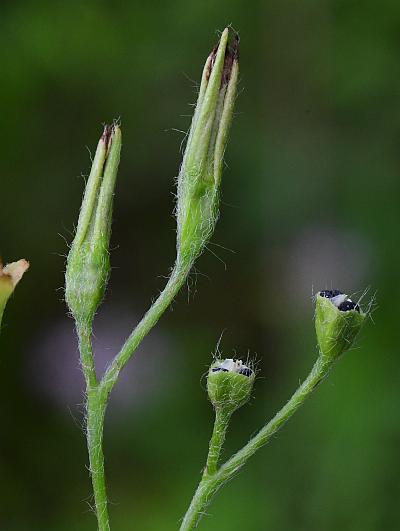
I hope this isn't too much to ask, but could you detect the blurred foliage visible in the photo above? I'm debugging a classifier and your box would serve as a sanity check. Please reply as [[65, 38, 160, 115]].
[[1, 0, 399, 530]]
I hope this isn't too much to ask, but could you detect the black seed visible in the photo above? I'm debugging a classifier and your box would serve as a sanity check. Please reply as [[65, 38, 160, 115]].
[[338, 299, 360, 312], [319, 289, 343, 299], [211, 367, 229, 372], [238, 367, 253, 377]]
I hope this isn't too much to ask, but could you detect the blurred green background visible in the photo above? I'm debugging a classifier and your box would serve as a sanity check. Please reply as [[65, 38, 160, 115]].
[[1, 0, 399, 529]]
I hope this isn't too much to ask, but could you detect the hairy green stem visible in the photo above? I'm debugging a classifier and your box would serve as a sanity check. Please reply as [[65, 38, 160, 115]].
[[180, 474, 220, 531], [76, 263, 191, 530], [78, 322, 98, 390], [86, 390, 109, 531], [205, 409, 231, 475], [99, 262, 190, 399], [180, 354, 334, 530], [179, 410, 232, 531], [77, 323, 110, 531]]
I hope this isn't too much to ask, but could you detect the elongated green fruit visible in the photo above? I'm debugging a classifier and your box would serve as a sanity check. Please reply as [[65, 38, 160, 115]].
[[65, 124, 122, 324], [100, 28, 240, 397], [176, 28, 239, 269], [65, 29, 239, 531]]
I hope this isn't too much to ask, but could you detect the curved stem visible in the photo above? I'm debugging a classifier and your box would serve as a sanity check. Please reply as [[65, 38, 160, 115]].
[[219, 354, 333, 479], [99, 262, 190, 399], [180, 354, 334, 531], [76, 262, 191, 530]]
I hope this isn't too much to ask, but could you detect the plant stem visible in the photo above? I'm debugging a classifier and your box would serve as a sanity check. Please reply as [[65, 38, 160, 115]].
[[76, 262, 191, 530], [205, 409, 231, 475], [77, 322, 98, 390], [180, 354, 334, 531], [180, 474, 220, 531], [179, 409, 231, 530], [86, 389, 109, 531], [77, 323, 110, 531], [99, 262, 190, 398]]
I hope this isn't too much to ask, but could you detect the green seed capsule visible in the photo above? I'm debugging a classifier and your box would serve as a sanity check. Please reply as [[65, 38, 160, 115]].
[[176, 29, 239, 269], [65, 124, 122, 324], [315, 290, 366, 361], [207, 358, 255, 415]]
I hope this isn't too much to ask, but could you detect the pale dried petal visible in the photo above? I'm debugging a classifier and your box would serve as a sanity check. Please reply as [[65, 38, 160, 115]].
[[1, 259, 30, 288]]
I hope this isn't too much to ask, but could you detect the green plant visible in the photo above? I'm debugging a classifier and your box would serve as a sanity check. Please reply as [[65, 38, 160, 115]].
[[180, 290, 366, 529], [65, 27, 238, 531], [65, 27, 368, 531]]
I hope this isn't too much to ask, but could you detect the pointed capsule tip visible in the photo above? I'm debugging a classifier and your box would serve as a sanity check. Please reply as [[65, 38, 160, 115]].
[[222, 31, 240, 86], [112, 122, 122, 139], [207, 28, 240, 84], [220, 27, 230, 43], [101, 124, 113, 150], [232, 31, 240, 61], [101, 122, 122, 154]]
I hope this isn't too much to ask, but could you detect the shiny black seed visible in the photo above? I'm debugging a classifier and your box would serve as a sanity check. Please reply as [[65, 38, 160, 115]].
[[211, 367, 229, 372], [319, 289, 343, 299], [238, 367, 253, 377], [338, 300, 360, 312]]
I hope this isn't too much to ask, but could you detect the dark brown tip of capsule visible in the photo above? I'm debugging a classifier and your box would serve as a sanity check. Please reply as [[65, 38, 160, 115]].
[[222, 33, 239, 86], [222, 34, 239, 86], [102, 124, 114, 151], [207, 44, 219, 81], [232, 32, 240, 61], [206, 30, 240, 84]]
